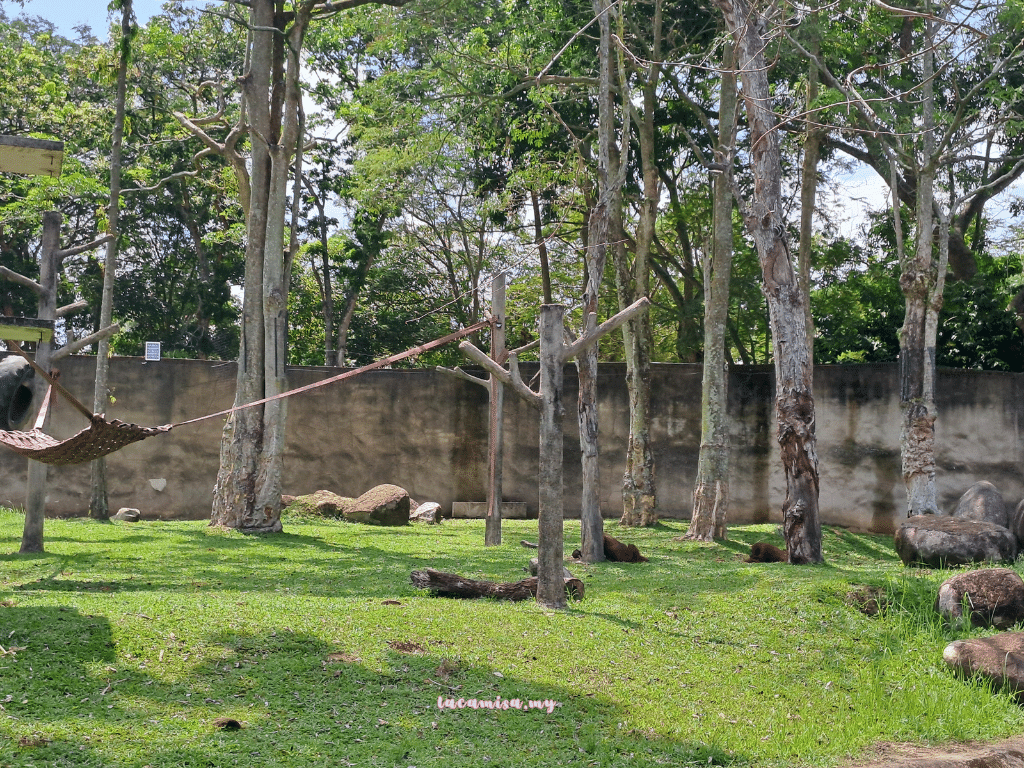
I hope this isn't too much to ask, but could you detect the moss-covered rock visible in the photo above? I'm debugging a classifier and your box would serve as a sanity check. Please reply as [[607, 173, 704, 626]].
[[282, 490, 355, 518]]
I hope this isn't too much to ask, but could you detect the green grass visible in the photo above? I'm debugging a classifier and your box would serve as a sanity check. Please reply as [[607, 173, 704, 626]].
[[0, 509, 1021, 767]]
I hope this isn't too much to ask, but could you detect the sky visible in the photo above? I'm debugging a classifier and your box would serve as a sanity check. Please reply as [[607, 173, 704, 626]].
[[1, 0, 168, 38]]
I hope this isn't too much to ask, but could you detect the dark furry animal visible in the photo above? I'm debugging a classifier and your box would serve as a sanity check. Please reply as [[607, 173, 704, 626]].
[[571, 534, 648, 563], [745, 542, 788, 563]]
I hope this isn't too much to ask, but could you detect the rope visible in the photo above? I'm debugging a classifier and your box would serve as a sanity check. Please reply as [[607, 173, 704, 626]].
[[0, 320, 489, 466], [171, 319, 490, 428]]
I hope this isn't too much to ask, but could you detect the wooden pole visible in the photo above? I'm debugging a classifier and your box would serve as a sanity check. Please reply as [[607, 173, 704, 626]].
[[485, 273, 506, 546], [536, 304, 567, 609], [459, 297, 649, 609], [21, 211, 60, 553]]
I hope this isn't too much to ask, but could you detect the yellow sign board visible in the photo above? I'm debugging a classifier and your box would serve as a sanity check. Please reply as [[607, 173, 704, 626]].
[[0, 136, 64, 178]]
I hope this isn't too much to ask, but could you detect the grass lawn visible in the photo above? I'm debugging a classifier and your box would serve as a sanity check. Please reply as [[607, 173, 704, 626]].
[[1, 508, 1021, 767]]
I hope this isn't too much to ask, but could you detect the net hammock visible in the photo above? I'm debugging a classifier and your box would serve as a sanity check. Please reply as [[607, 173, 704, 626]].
[[0, 319, 489, 466]]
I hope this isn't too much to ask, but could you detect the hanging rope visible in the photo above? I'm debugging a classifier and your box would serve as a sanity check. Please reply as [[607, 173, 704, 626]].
[[0, 319, 489, 466]]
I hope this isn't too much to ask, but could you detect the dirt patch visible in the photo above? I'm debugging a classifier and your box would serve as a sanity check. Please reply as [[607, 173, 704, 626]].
[[840, 737, 1024, 768], [846, 585, 890, 616]]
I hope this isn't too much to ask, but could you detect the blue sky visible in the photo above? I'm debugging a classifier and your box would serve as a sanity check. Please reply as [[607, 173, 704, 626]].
[[1, 0, 170, 38]]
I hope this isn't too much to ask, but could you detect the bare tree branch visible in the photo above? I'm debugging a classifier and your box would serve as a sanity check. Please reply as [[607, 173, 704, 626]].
[[57, 235, 114, 261], [56, 300, 89, 318], [52, 324, 120, 362], [0, 267, 43, 295]]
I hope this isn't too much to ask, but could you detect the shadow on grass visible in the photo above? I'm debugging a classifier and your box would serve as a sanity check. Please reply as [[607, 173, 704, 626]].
[[0, 624, 750, 767]]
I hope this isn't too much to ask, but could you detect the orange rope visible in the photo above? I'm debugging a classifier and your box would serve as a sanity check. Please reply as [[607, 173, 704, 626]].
[[171, 319, 490, 428]]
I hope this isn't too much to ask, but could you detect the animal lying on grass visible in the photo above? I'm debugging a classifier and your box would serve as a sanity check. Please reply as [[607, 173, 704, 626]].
[[745, 541, 788, 563], [570, 534, 649, 563]]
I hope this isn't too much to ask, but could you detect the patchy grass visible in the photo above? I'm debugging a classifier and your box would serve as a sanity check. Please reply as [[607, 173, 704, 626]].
[[0, 509, 1020, 767]]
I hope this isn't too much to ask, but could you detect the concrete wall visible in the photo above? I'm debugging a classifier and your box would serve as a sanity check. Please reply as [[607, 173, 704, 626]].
[[0, 354, 1020, 534]]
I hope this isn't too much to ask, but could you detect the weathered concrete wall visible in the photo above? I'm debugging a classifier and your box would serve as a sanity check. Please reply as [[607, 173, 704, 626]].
[[0, 354, 1020, 534]]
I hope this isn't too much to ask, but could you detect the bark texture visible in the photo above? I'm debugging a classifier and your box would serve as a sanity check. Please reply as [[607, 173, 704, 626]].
[[685, 41, 736, 542], [898, 22, 943, 517], [575, 0, 617, 561], [715, 0, 822, 563], [617, 0, 659, 528], [211, 0, 310, 533]]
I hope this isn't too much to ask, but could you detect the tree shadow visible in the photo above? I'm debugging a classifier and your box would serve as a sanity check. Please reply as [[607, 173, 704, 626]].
[[0, 625, 751, 766]]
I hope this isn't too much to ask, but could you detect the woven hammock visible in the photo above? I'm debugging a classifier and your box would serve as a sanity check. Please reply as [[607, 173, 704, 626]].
[[0, 319, 489, 467], [0, 417, 172, 466]]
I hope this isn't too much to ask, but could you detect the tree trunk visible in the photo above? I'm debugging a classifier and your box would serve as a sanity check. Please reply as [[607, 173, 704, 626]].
[[575, 0, 617, 562], [685, 40, 737, 542], [537, 304, 566, 609], [716, 0, 823, 563], [211, 0, 282, 533], [90, 0, 133, 521], [899, 18, 941, 517], [618, 6, 659, 528]]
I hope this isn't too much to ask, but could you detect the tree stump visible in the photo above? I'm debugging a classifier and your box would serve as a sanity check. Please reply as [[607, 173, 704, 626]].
[[410, 568, 584, 602]]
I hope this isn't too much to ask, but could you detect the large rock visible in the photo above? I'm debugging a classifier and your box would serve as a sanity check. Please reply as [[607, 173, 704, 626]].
[[936, 568, 1024, 629], [410, 501, 442, 524], [944, 632, 1024, 697], [344, 484, 411, 526], [955, 481, 1009, 528], [894, 516, 1017, 567], [284, 490, 355, 518]]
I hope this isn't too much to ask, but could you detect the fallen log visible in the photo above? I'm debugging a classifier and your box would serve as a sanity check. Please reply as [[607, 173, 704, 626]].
[[410, 568, 584, 602]]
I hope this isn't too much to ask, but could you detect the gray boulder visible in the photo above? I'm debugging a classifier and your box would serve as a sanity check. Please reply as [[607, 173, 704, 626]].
[[894, 515, 1017, 567], [344, 484, 410, 526], [944, 632, 1024, 697], [113, 508, 141, 522], [955, 481, 1009, 528], [410, 501, 442, 524], [936, 568, 1024, 629]]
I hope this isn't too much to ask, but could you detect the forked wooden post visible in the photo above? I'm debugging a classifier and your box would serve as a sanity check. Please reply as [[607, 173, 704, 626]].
[[458, 297, 650, 610], [0, 211, 113, 553], [485, 274, 506, 547], [535, 305, 566, 608], [21, 212, 60, 553]]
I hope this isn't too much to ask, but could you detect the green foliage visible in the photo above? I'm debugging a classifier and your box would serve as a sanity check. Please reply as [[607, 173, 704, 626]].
[[812, 228, 903, 365], [937, 249, 1024, 372], [812, 213, 1024, 371], [1, 512, 1022, 767]]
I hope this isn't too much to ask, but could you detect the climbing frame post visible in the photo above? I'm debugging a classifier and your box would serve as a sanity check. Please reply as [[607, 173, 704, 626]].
[[21, 211, 61, 554], [485, 274, 506, 547]]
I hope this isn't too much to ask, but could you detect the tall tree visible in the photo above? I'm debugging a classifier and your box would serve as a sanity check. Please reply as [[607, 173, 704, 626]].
[[615, 0, 658, 528], [788, 0, 1024, 515], [716, 0, 823, 562], [684, 40, 737, 541], [90, 0, 135, 521]]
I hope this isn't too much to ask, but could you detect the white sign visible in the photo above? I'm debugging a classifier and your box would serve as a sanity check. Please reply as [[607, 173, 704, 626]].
[[145, 342, 161, 362]]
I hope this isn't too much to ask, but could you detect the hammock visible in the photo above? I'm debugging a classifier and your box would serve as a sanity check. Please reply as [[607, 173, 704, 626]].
[[0, 415, 172, 466], [0, 319, 488, 466]]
